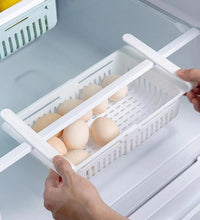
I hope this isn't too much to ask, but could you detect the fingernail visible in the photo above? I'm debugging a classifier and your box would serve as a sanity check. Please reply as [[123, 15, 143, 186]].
[[53, 156, 63, 165], [178, 69, 185, 75]]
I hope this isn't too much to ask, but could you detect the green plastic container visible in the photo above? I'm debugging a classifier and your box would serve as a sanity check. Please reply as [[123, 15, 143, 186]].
[[0, 0, 57, 60]]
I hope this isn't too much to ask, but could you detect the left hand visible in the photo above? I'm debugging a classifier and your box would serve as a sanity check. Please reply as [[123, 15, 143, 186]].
[[43, 155, 105, 220]]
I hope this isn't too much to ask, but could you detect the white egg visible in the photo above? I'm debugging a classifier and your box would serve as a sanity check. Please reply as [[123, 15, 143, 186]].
[[57, 99, 93, 122], [82, 84, 108, 114], [32, 113, 62, 137], [47, 137, 67, 156], [91, 117, 120, 146], [63, 120, 89, 150], [65, 150, 90, 165], [102, 74, 128, 102]]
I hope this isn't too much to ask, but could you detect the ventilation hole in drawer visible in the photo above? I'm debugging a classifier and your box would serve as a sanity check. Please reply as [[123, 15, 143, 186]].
[[123, 118, 128, 123], [26, 26, 31, 42], [130, 139, 134, 150], [155, 120, 159, 131], [113, 150, 116, 160], [91, 166, 95, 176], [135, 135, 138, 146], [119, 146, 122, 156], [124, 111, 130, 116], [118, 116, 123, 120], [75, 93, 78, 99], [2, 41, 7, 57], [38, 19, 43, 34], [108, 154, 111, 164], [165, 114, 168, 123], [8, 37, 14, 53], [97, 76, 101, 83], [141, 132, 144, 142], [45, 15, 49, 31], [143, 78, 146, 93], [170, 110, 173, 120], [126, 103, 132, 108], [20, 30, 26, 45], [14, 33, 20, 49], [150, 124, 154, 135], [103, 158, 106, 168], [122, 100, 127, 104], [86, 170, 89, 179], [98, 162, 100, 172], [130, 106, 136, 111], [160, 116, 163, 127], [145, 128, 149, 139], [124, 142, 127, 154], [54, 106, 57, 113], [32, 22, 37, 38]]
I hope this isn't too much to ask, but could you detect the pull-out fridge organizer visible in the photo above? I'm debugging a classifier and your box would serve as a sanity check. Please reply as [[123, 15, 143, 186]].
[[0, 28, 199, 179], [0, 0, 57, 60]]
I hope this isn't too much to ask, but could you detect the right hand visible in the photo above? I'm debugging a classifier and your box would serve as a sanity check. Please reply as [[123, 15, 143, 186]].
[[177, 68, 200, 112]]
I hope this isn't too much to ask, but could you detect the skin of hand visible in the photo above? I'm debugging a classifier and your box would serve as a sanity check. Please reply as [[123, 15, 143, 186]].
[[44, 155, 128, 220], [177, 68, 200, 112]]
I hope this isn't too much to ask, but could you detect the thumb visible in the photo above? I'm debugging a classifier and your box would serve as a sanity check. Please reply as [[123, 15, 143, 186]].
[[53, 155, 74, 184], [177, 69, 200, 83]]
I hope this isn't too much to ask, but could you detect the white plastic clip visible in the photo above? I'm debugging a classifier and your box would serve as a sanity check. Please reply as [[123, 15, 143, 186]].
[[0, 109, 76, 172], [123, 33, 198, 92]]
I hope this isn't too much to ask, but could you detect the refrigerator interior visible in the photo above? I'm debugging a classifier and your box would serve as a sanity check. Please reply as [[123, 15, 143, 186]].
[[0, 0, 200, 219]]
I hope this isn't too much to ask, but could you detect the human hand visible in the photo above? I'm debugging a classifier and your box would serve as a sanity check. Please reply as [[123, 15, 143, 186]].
[[177, 68, 200, 112], [43, 156, 128, 220]]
